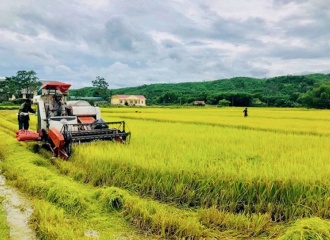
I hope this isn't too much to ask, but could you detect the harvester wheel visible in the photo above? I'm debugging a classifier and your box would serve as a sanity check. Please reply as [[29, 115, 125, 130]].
[[62, 126, 72, 158], [64, 141, 72, 157]]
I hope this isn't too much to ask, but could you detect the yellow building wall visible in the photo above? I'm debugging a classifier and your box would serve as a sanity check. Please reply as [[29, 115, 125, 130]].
[[111, 97, 121, 105], [111, 95, 146, 106]]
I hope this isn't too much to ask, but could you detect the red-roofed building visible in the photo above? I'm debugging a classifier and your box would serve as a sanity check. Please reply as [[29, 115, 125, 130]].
[[111, 95, 146, 106]]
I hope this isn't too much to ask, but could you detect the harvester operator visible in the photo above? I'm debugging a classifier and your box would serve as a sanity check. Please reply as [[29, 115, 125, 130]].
[[18, 98, 36, 130], [49, 93, 66, 117]]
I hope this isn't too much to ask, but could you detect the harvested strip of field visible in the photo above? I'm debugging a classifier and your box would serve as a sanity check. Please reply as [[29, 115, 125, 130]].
[[0, 196, 10, 240], [0, 175, 36, 239]]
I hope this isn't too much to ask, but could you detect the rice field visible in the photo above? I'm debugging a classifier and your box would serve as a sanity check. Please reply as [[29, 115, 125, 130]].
[[0, 106, 330, 239]]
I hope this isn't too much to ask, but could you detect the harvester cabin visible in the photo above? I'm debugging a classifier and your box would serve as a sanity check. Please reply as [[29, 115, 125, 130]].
[[38, 81, 71, 116], [39, 82, 101, 120], [111, 95, 146, 106], [36, 82, 103, 132]]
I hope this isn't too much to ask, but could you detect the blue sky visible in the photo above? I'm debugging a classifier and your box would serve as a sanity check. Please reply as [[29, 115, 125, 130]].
[[1, 0, 329, 89]]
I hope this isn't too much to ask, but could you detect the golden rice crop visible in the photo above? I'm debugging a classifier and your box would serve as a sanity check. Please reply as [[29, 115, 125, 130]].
[[0, 129, 152, 239], [278, 217, 330, 240], [1, 107, 330, 238], [102, 107, 330, 136], [67, 107, 330, 221]]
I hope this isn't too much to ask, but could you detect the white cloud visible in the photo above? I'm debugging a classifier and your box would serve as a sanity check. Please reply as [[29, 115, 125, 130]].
[[0, 0, 329, 89]]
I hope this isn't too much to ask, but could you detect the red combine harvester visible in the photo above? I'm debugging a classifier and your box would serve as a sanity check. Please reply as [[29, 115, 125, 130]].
[[16, 81, 131, 159]]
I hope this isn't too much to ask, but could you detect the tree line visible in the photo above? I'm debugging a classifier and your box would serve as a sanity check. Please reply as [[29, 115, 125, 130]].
[[0, 70, 40, 101], [1, 70, 330, 109], [69, 74, 330, 109], [107, 74, 330, 109], [0, 71, 110, 103]]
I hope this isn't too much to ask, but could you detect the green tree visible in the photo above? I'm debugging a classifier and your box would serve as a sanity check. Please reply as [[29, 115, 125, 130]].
[[218, 99, 230, 107], [1, 77, 16, 99], [92, 76, 109, 101], [17, 70, 40, 97], [3, 70, 40, 99], [251, 98, 267, 107], [299, 84, 330, 109], [0, 80, 8, 101]]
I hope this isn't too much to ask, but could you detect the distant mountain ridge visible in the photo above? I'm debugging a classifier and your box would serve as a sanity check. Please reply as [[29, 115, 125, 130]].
[[70, 73, 330, 108]]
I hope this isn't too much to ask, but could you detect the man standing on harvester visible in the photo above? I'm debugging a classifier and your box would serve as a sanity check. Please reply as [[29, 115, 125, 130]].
[[18, 98, 36, 130], [49, 93, 66, 116]]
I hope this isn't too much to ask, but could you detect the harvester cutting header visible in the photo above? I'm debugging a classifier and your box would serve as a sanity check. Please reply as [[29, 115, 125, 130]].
[[16, 81, 131, 159]]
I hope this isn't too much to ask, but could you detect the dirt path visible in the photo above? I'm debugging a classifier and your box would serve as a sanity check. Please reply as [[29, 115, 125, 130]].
[[0, 174, 37, 240]]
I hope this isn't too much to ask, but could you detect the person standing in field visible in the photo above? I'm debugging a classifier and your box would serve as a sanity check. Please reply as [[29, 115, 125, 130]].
[[18, 98, 36, 130], [243, 107, 248, 117]]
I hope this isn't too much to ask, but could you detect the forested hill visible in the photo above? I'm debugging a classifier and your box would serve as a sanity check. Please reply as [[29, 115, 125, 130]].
[[70, 73, 330, 108]]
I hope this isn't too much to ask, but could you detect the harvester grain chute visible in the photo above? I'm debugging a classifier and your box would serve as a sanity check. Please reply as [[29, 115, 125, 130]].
[[16, 81, 131, 159]]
